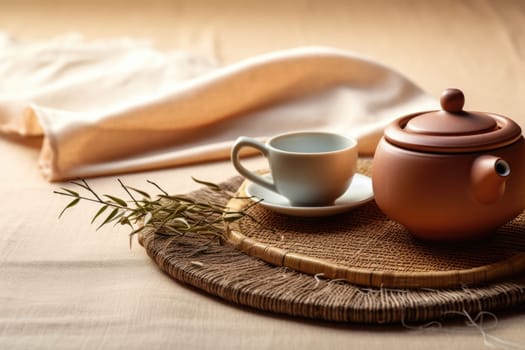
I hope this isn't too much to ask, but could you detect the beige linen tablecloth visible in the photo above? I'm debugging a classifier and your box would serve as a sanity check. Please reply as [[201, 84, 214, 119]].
[[1, 1, 525, 349]]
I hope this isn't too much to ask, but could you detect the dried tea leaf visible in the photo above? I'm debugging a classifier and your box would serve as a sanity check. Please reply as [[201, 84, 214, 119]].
[[91, 205, 108, 224], [58, 198, 80, 218], [125, 186, 151, 199], [97, 208, 119, 230], [104, 195, 128, 207], [191, 177, 221, 191], [60, 188, 79, 197], [172, 217, 191, 228]]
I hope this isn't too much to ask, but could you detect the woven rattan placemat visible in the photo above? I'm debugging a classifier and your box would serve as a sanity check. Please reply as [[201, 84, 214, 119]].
[[139, 169, 525, 324]]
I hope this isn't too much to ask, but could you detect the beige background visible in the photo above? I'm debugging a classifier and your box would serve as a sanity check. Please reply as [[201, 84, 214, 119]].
[[1, 1, 525, 349]]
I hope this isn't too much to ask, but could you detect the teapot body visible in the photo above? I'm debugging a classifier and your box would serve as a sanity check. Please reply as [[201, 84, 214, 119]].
[[372, 136, 525, 241]]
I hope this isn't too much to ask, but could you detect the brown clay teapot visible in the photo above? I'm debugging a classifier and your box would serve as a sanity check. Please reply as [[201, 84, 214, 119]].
[[372, 88, 525, 241]]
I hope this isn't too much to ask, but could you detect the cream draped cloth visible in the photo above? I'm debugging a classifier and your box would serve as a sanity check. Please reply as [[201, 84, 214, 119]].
[[0, 33, 437, 181]]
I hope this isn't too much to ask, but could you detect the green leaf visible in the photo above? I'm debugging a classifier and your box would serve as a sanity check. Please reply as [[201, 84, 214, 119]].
[[191, 177, 221, 191], [125, 186, 151, 199], [111, 210, 127, 226], [90, 205, 108, 224], [119, 216, 133, 228], [59, 188, 79, 197], [146, 180, 168, 195], [128, 225, 148, 249], [104, 195, 127, 207], [58, 198, 80, 218], [97, 208, 119, 230], [130, 225, 147, 236]]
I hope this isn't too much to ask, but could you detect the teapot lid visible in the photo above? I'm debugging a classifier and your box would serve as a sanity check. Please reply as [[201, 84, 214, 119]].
[[384, 88, 522, 153]]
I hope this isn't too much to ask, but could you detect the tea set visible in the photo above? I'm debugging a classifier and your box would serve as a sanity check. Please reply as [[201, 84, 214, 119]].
[[231, 88, 525, 241]]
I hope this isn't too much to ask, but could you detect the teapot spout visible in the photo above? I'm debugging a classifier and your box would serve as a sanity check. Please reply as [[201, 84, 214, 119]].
[[471, 155, 510, 204]]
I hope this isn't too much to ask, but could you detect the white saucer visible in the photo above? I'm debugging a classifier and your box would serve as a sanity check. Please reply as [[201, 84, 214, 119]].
[[245, 173, 374, 217]]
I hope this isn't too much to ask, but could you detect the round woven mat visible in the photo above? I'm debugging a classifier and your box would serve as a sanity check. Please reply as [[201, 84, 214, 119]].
[[139, 169, 525, 324]]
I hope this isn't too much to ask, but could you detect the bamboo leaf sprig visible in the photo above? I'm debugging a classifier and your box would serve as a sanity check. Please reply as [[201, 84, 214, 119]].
[[54, 178, 259, 247]]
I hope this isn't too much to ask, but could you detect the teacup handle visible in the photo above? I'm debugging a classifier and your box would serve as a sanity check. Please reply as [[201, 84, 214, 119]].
[[231, 136, 277, 193]]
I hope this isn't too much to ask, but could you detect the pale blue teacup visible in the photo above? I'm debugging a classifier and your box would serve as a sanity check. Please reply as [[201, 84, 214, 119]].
[[231, 131, 358, 207]]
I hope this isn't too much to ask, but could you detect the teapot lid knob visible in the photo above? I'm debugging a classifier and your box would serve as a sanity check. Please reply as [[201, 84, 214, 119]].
[[441, 88, 465, 113]]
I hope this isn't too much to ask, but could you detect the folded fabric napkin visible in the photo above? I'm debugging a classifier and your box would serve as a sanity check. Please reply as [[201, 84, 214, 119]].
[[0, 33, 437, 181]]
